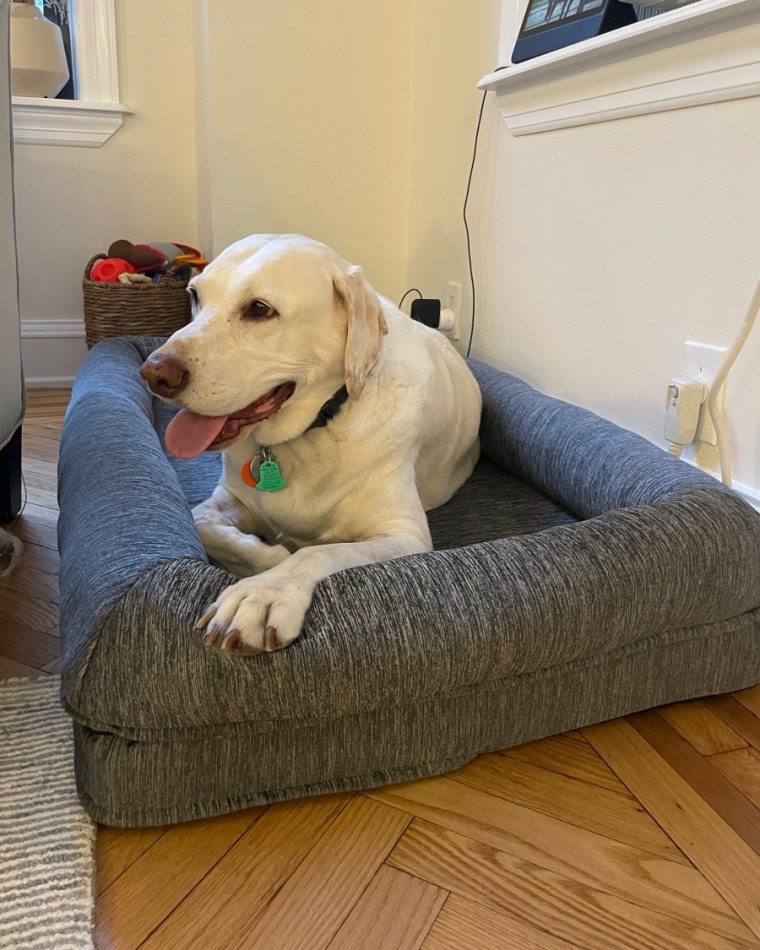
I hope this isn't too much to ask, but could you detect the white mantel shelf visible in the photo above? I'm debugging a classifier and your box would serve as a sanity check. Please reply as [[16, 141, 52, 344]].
[[12, 97, 133, 147], [479, 0, 760, 134]]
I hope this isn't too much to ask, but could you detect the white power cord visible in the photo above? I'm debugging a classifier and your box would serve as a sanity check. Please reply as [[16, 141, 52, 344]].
[[708, 277, 760, 488]]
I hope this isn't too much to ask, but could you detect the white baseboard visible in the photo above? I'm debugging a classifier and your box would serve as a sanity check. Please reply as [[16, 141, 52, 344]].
[[676, 452, 760, 513], [20, 319, 86, 339], [20, 319, 87, 388], [733, 480, 760, 513], [25, 375, 76, 389]]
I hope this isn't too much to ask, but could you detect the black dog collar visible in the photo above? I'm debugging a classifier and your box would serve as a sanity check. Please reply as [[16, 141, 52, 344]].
[[306, 385, 350, 431]]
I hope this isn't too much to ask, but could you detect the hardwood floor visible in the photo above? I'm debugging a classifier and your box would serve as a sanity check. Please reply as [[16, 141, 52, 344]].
[[3, 389, 760, 950]]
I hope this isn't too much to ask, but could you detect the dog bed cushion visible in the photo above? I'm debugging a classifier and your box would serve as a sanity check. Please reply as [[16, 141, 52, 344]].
[[57, 337, 760, 827]]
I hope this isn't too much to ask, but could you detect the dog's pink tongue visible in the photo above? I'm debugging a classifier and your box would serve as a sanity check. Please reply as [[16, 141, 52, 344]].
[[165, 409, 228, 459]]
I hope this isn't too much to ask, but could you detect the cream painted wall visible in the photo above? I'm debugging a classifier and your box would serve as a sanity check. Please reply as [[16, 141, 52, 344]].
[[405, 0, 502, 322], [15, 0, 760, 496], [199, 0, 414, 300], [18, 0, 417, 382], [16, 0, 199, 383], [464, 18, 760, 493]]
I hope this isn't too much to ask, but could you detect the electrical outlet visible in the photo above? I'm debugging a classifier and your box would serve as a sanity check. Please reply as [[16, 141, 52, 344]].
[[443, 282, 462, 340], [681, 341, 728, 445]]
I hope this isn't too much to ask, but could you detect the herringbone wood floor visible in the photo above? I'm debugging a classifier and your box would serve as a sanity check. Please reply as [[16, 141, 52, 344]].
[[2, 389, 760, 949]]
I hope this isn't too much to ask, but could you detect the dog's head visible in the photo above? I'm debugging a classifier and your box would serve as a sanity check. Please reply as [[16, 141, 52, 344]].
[[140, 234, 388, 458]]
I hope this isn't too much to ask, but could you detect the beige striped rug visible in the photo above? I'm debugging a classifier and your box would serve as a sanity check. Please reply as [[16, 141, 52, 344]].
[[0, 677, 95, 950]]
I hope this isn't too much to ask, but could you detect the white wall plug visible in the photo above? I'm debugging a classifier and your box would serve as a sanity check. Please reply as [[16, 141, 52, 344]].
[[664, 379, 707, 455], [438, 308, 455, 333]]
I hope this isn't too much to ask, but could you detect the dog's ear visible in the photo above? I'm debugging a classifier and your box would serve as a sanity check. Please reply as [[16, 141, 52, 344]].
[[334, 265, 388, 399]]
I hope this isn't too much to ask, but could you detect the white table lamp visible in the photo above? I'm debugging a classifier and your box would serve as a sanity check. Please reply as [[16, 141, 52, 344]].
[[10, 1, 69, 98]]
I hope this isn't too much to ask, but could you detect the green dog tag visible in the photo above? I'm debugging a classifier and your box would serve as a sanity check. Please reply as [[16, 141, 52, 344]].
[[256, 459, 287, 492]]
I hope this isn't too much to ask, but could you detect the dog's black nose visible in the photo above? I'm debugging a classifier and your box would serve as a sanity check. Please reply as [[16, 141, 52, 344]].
[[139, 353, 189, 398]]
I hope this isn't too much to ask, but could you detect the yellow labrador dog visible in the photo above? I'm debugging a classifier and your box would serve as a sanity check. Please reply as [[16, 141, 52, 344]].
[[140, 234, 481, 654]]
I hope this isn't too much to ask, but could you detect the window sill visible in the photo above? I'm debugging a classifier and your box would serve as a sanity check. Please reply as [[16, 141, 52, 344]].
[[12, 96, 133, 147], [479, 0, 760, 135]]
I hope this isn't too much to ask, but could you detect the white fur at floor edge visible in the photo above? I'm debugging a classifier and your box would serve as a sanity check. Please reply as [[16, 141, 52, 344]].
[[0, 526, 22, 579]]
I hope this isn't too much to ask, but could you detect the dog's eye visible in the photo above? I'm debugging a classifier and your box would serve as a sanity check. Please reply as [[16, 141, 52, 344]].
[[188, 286, 199, 307], [245, 299, 277, 320]]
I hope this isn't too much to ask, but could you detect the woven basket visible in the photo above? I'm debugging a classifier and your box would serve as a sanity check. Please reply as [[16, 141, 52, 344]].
[[82, 254, 192, 348]]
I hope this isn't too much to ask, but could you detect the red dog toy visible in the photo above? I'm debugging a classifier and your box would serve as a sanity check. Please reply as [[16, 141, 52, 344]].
[[90, 257, 136, 283]]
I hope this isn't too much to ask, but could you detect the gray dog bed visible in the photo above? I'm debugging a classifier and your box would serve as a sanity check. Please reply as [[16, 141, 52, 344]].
[[57, 337, 760, 827]]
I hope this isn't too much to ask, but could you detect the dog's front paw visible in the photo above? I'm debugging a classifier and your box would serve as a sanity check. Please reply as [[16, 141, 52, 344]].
[[0, 529, 22, 580], [196, 576, 312, 654]]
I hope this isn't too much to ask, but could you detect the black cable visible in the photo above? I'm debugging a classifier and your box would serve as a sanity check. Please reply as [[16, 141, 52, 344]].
[[4, 470, 27, 535], [398, 287, 423, 310], [464, 90, 487, 358]]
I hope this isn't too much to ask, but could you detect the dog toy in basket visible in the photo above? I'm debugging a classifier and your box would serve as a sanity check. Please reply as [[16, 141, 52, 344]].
[[82, 240, 207, 347], [108, 240, 208, 277], [89, 257, 136, 283]]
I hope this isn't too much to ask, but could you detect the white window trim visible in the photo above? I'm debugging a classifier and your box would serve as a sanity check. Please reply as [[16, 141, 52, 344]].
[[12, 0, 132, 147], [480, 0, 760, 135]]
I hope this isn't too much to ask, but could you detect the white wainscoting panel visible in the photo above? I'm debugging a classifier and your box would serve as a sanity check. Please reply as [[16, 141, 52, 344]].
[[21, 319, 86, 387]]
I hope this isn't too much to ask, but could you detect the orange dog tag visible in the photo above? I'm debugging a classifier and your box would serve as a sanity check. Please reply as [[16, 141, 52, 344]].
[[240, 459, 258, 488]]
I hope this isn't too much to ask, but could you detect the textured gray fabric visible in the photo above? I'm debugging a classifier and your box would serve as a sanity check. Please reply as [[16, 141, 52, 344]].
[[57, 337, 760, 827], [58, 338, 206, 681], [64, 481, 760, 734], [469, 359, 727, 516], [73, 609, 760, 827], [427, 459, 577, 549]]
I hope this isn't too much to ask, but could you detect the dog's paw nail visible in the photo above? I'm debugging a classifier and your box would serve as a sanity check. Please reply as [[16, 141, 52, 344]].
[[220, 629, 241, 651], [264, 626, 279, 652], [195, 605, 218, 630], [203, 626, 222, 647]]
